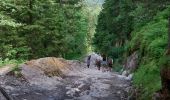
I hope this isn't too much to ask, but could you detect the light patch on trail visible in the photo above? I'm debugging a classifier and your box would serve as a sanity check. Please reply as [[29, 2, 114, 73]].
[[90, 82, 111, 97], [65, 66, 131, 100]]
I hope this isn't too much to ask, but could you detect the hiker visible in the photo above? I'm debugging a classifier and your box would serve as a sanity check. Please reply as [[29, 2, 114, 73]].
[[107, 57, 113, 72], [87, 55, 91, 68], [101, 54, 108, 72], [95, 59, 101, 70]]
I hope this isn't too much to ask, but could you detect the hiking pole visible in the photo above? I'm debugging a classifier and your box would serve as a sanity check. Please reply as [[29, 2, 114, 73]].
[[0, 85, 13, 100]]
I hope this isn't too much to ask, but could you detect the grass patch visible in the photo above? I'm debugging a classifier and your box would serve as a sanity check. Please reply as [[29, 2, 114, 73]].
[[133, 60, 161, 99], [113, 61, 123, 72], [0, 58, 25, 77]]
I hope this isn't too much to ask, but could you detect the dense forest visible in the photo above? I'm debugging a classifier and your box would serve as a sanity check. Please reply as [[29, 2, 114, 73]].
[[93, 0, 170, 99], [0, 0, 93, 61]]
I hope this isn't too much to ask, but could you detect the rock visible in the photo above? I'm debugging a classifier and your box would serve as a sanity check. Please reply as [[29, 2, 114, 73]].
[[0, 92, 7, 100], [117, 91, 121, 94], [20, 57, 86, 89], [3, 86, 14, 91], [125, 74, 133, 80], [66, 88, 80, 96], [122, 71, 129, 76], [123, 51, 139, 73], [0, 86, 13, 100], [23, 57, 70, 77], [21, 57, 75, 78]]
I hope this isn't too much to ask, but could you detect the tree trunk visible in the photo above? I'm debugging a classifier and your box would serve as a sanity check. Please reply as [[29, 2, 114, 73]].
[[167, 17, 170, 55], [0, 86, 13, 100], [159, 16, 170, 100], [27, 0, 35, 58], [60, 0, 63, 6], [28, 0, 33, 24]]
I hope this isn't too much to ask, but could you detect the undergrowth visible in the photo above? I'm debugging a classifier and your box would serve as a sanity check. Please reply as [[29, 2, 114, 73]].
[[130, 7, 170, 99], [0, 58, 25, 77]]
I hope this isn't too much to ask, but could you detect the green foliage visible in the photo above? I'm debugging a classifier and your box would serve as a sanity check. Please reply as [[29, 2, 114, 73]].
[[113, 60, 123, 72], [130, 19, 168, 59], [0, 0, 89, 60], [133, 60, 161, 100], [0, 58, 25, 68], [93, 0, 133, 62], [159, 56, 170, 68], [94, 0, 170, 99], [131, 6, 170, 99], [11, 64, 22, 77], [83, 4, 102, 52]]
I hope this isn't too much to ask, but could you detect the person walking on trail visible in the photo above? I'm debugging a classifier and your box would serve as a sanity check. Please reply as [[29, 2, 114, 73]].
[[95, 59, 101, 70], [87, 55, 91, 68], [101, 54, 107, 72], [107, 57, 113, 72], [95, 53, 102, 70]]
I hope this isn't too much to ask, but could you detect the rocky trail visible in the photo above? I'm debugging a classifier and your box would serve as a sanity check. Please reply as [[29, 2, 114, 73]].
[[0, 54, 132, 100]]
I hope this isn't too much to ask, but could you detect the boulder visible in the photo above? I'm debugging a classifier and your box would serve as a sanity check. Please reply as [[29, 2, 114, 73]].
[[123, 51, 139, 74], [20, 57, 84, 88], [122, 70, 130, 77], [23, 57, 70, 77]]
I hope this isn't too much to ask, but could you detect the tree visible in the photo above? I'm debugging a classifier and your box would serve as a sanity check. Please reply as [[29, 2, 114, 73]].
[[93, 0, 133, 60], [0, 0, 89, 60]]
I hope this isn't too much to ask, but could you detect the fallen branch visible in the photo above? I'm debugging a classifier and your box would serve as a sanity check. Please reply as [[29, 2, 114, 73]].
[[0, 85, 13, 100]]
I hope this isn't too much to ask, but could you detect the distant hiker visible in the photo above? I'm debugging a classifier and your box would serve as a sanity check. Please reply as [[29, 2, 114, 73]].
[[101, 54, 108, 72], [107, 57, 113, 72], [95, 59, 101, 70], [87, 55, 91, 68]]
